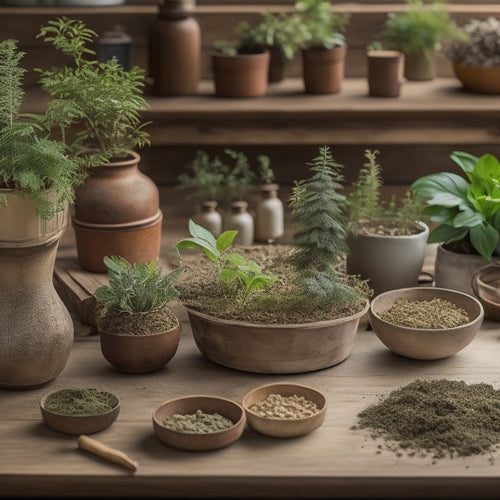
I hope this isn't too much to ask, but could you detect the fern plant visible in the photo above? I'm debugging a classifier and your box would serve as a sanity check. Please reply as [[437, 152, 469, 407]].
[[346, 149, 425, 236], [36, 17, 151, 169], [286, 146, 371, 310], [0, 38, 82, 220]]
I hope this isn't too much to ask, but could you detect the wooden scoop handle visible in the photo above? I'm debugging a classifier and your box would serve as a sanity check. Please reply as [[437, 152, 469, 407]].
[[78, 435, 138, 471]]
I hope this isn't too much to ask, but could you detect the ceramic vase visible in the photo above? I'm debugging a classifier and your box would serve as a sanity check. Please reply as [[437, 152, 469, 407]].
[[222, 201, 254, 245], [0, 191, 74, 389], [301, 45, 346, 94], [367, 50, 405, 97], [72, 151, 163, 273], [192, 200, 222, 237], [254, 184, 284, 243]]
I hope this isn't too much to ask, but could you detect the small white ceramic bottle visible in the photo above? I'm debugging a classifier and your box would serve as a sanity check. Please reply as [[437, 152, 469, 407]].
[[255, 183, 284, 243], [192, 200, 222, 237], [223, 201, 254, 246]]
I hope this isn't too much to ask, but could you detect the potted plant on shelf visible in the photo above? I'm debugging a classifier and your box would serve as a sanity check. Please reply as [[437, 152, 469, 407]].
[[94, 255, 184, 373], [37, 17, 160, 273], [236, 11, 308, 83], [172, 146, 372, 375], [345, 149, 428, 297], [295, 0, 349, 94], [381, 0, 463, 81], [411, 150, 500, 295], [445, 17, 500, 94], [0, 39, 84, 388], [366, 41, 405, 98]]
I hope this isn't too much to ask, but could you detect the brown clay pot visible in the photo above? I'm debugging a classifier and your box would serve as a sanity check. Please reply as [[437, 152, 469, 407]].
[[452, 63, 500, 94], [212, 50, 270, 98], [367, 50, 405, 97], [267, 45, 285, 83], [98, 307, 181, 373], [301, 45, 346, 95], [403, 50, 436, 81], [72, 151, 162, 273]]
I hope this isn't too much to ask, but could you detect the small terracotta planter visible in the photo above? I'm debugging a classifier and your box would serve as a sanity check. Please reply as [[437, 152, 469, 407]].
[[452, 63, 500, 94], [212, 50, 270, 98], [403, 50, 436, 81], [301, 45, 346, 95], [367, 50, 405, 97]]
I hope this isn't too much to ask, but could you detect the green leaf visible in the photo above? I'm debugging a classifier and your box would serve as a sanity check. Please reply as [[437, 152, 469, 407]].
[[470, 222, 499, 261], [450, 150, 479, 173], [427, 224, 468, 244], [188, 219, 217, 246], [174, 238, 218, 262], [411, 172, 469, 206], [216, 230, 238, 253]]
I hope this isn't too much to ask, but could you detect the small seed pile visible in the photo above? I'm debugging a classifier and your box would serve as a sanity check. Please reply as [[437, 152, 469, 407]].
[[43, 388, 118, 416], [379, 297, 470, 329], [250, 393, 319, 419], [352, 379, 500, 462], [163, 410, 234, 434]]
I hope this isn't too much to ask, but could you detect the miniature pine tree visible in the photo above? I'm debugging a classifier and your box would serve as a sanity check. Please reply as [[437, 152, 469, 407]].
[[287, 146, 369, 309]]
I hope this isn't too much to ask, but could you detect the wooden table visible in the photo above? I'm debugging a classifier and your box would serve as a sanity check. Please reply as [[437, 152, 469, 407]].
[[2, 299, 500, 499]]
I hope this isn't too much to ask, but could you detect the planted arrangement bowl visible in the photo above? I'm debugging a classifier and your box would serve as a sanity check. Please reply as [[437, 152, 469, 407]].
[[40, 388, 120, 435], [369, 287, 484, 360], [152, 395, 246, 451], [242, 382, 327, 438], [471, 264, 500, 321]]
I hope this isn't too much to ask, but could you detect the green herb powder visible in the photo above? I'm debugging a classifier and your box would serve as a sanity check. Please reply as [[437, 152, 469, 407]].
[[353, 379, 500, 461], [44, 388, 118, 416], [163, 409, 234, 433], [250, 394, 319, 419]]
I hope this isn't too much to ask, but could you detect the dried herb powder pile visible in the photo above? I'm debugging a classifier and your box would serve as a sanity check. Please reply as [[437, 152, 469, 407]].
[[250, 394, 320, 419], [353, 379, 500, 461], [379, 297, 470, 329], [43, 388, 118, 416], [163, 410, 234, 433]]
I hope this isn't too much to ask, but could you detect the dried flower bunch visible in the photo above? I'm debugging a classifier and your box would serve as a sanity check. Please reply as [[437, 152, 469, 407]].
[[446, 17, 500, 67]]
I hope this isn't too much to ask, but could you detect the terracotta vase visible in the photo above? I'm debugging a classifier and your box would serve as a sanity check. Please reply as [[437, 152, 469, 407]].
[[452, 63, 500, 94], [301, 45, 346, 95], [367, 50, 405, 97], [185, 301, 369, 374], [72, 151, 163, 273], [0, 191, 73, 389], [212, 50, 270, 98], [97, 306, 181, 373], [403, 50, 436, 81]]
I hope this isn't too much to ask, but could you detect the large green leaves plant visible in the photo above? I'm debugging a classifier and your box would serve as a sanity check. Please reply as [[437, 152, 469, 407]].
[[411, 151, 500, 260]]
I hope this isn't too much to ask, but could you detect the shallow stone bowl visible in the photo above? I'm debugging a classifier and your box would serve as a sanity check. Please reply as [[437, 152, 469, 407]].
[[369, 287, 484, 360], [40, 389, 120, 435], [242, 382, 327, 438], [152, 395, 246, 451]]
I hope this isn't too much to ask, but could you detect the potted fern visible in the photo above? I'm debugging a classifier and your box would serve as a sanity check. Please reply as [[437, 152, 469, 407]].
[[345, 149, 429, 296], [172, 146, 371, 374], [0, 39, 83, 388], [94, 255, 183, 373], [37, 17, 161, 273]]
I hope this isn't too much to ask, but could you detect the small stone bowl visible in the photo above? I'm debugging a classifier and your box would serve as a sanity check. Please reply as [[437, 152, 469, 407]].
[[369, 287, 484, 360], [152, 395, 246, 451], [242, 382, 327, 438], [471, 264, 500, 322], [40, 388, 120, 435]]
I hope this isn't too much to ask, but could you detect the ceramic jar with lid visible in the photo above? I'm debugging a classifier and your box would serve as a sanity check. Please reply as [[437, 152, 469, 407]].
[[223, 201, 254, 246], [255, 184, 284, 243], [192, 201, 222, 237]]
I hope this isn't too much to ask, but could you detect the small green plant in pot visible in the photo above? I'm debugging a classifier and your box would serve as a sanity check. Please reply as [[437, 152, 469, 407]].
[[172, 146, 371, 375], [411, 150, 500, 294], [381, 0, 464, 81], [345, 149, 429, 295], [94, 255, 184, 373]]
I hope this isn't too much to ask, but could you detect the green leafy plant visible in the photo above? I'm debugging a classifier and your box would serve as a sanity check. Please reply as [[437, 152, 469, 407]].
[[411, 151, 500, 260], [36, 17, 151, 169], [0, 38, 82, 219], [382, 0, 463, 57], [295, 0, 349, 49], [174, 220, 277, 304], [346, 149, 425, 236], [286, 145, 371, 309], [94, 255, 183, 315]]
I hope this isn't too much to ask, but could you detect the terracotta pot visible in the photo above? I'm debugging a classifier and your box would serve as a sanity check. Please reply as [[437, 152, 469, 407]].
[[0, 191, 73, 388], [98, 307, 181, 373], [346, 222, 429, 297], [452, 63, 500, 94], [403, 50, 436, 81], [301, 45, 346, 95], [367, 50, 405, 97], [212, 50, 270, 98], [72, 151, 162, 273], [267, 46, 285, 83], [185, 301, 369, 374]]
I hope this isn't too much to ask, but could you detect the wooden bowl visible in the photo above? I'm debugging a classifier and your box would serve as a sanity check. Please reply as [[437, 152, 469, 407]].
[[242, 383, 327, 438], [369, 287, 484, 360], [40, 388, 120, 435], [152, 395, 246, 451], [471, 264, 500, 321]]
